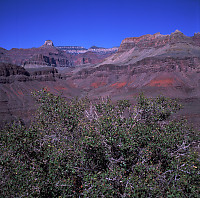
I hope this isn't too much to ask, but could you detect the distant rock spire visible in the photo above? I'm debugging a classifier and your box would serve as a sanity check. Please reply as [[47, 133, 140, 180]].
[[173, 29, 182, 34], [43, 40, 54, 46]]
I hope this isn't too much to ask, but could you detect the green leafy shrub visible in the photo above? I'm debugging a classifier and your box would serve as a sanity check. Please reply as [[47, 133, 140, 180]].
[[0, 89, 199, 197]]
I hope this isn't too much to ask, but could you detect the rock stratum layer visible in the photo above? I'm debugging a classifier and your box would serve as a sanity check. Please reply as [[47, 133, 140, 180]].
[[102, 30, 200, 65], [69, 31, 200, 96], [0, 41, 117, 68], [0, 30, 200, 129], [0, 45, 72, 67], [0, 62, 82, 127]]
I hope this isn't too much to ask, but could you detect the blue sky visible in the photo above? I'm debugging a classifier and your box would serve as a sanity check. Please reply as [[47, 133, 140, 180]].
[[0, 0, 199, 49]]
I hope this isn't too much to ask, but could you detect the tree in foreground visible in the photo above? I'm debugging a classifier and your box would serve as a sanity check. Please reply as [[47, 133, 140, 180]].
[[0, 89, 199, 197]]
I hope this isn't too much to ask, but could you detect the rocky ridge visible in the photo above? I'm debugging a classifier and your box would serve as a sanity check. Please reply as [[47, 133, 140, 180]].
[[0, 44, 73, 67], [119, 30, 200, 52], [102, 30, 200, 66], [56, 45, 118, 54], [0, 41, 117, 68]]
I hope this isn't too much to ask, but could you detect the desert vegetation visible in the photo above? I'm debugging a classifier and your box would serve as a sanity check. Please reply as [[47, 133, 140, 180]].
[[0, 89, 199, 197]]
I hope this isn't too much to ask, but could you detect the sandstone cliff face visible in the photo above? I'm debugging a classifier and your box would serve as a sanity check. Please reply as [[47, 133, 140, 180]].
[[22, 53, 72, 68], [0, 62, 30, 77], [23, 54, 57, 67], [26, 67, 58, 78], [0, 41, 73, 67], [102, 30, 200, 66], [0, 62, 60, 84], [118, 30, 199, 52], [21, 46, 74, 67]]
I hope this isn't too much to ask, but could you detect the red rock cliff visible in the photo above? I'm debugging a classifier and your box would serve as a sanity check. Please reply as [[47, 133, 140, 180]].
[[118, 30, 199, 52]]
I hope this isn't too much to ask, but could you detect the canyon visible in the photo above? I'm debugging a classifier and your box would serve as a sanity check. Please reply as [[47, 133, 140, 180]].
[[0, 30, 200, 129]]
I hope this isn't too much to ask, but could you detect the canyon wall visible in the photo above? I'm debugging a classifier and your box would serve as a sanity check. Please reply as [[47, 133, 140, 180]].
[[0, 41, 117, 68], [0, 31, 200, 129]]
